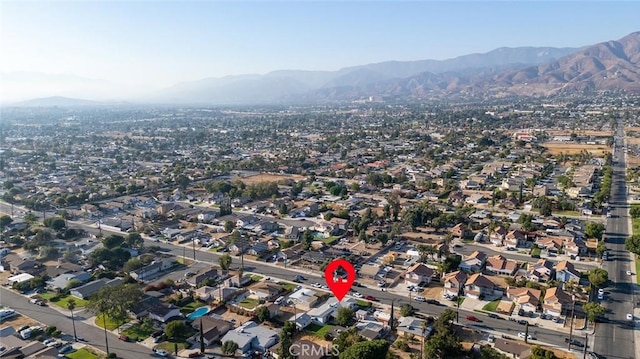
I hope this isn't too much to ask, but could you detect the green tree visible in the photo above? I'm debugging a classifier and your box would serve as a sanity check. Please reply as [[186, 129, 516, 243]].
[[277, 321, 296, 359], [102, 235, 125, 249], [530, 345, 557, 359], [588, 268, 609, 288], [24, 212, 38, 223], [165, 321, 190, 341], [255, 306, 270, 323], [339, 339, 390, 359], [625, 234, 640, 255], [222, 340, 239, 355], [596, 241, 607, 258], [0, 215, 12, 229], [219, 254, 232, 271], [43, 217, 66, 231], [123, 258, 143, 273], [583, 302, 606, 326], [335, 307, 355, 326], [224, 220, 235, 233], [585, 222, 605, 240], [479, 346, 508, 359], [302, 229, 314, 250], [67, 298, 78, 341], [125, 233, 144, 248], [631, 206, 640, 218], [400, 304, 415, 317]]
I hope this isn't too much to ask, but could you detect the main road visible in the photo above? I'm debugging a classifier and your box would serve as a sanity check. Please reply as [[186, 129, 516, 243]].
[[595, 120, 636, 359]]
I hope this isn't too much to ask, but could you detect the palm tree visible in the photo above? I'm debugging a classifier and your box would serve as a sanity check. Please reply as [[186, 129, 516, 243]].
[[67, 298, 78, 342], [420, 319, 427, 359]]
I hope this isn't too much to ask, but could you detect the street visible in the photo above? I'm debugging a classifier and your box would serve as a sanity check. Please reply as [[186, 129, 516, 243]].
[[595, 121, 636, 359]]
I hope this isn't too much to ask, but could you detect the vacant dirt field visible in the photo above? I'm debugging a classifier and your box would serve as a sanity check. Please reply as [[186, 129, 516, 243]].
[[628, 156, 640, 167], [546, 130, 613, 137], [542, 143, 612, 156], [626, 127, 640, 133], [2, 313, 39, 329], [626, 137, 640, 145], [236, 173, 305, 184]]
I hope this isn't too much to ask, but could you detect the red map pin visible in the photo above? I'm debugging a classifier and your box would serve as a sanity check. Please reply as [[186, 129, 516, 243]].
[[324, 259, 356, 301]]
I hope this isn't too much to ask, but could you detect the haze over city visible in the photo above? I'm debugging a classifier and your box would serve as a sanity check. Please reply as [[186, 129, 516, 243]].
[[2, 1, 640, 102]]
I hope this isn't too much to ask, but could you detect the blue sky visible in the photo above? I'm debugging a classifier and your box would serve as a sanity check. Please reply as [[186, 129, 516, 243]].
[[1, 1, 639, 89]]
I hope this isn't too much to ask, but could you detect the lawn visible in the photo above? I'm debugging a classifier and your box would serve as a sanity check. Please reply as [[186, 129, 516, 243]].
[[122, 322, 155, 341], [554, 210, 581, 217], [482, 300, 500, 312], [632, 205, 640, 234], [180, 300, 205, 314], [65, 348, 98, 359], [251, 275, 263, 282], [278, 282, 297, 292], [530, 247, 542, 257], [95, 314, 128, 331], [238, 297, 259, 309], [322, 236, 338, 245], [356, 299, 372, 308], [306, 323, 335, 338], [635, 258, 640, 285], [155, 341, 190, 354], [39, 292, 89, 308]]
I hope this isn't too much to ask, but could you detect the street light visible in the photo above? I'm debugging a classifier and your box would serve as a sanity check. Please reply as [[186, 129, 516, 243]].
[[568, 295, 576, 351]]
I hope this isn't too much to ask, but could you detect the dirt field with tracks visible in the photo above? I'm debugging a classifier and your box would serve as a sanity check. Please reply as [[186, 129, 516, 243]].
[[541, 143, 612, 156]]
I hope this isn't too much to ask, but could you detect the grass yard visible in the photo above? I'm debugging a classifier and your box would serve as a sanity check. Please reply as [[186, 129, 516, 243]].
[[635, 258, 640, 285], [530, 247, 542, 257], [554, 210, 581, 217], [155, 341, 190, 354], [322, 236, 338, 245], [251, 275, 264, 281], [482, 300, 500, 312], [65, 348, 98, 359], [122, 322, 155, 341], [180, 300, 204, 314], [278, 282, 297, 292], [632, 205, 640, 234], [306, 323, 335, 338], [238, 297, 259, 309], [356, 300, 372, 308], [95, 314, 128, 331], [39, 292, 90, 308]]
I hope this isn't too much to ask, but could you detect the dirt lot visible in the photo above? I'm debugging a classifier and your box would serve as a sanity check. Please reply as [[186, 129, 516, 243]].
[[1, 313, 39, 329], [421, 285, 445, 300], [546, 130, 613, 137], [628, 155, 640, 167], [541, 143, 612, 156], [626, 137, 640, 145], [235, 173, 305, 184]]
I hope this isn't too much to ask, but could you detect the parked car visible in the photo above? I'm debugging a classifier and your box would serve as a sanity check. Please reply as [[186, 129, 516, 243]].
[[154, 348, 169, 357], [58, 344, 74, 354], [274, 296, 285, 305], [517, 319, 528, 325], [627, 271, 632, 276], [466, 315, 480, 322], [518, 332, 534, 340], [414, 296, 426, 302], [352, 292, 364, 298], [364, 295, 377, 301], [626, 313, 634, 321], [119, 335, 130, 342], [487, 313, 499, 319]]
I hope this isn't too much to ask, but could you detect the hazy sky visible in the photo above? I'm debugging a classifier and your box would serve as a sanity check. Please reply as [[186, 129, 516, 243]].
[[2, 1, 640, 89]]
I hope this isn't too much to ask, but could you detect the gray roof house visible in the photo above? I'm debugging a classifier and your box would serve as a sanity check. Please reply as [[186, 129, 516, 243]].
[[47, 271, 92, 291], [220, 321, 279, 354], [70, 277, 123, 299]]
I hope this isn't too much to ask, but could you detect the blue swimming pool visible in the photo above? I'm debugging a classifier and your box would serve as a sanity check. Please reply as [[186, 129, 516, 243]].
[[187, 306, 210, 321]]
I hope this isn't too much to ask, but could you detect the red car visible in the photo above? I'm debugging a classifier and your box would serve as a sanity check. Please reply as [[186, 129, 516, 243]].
[[364, 295, 377, 301], [118, 335, 130, 342], [466, 315, 480, 322]]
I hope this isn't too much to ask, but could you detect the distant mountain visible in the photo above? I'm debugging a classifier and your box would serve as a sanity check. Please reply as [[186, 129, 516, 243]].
[[151, 46, 580, 104], [10, 96, 107, 107]]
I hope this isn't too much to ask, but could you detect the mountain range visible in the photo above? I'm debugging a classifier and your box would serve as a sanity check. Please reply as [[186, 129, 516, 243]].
[[6, 31, 640, 106]]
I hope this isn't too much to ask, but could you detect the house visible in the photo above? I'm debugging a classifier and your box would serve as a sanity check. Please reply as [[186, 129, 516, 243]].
[[129, 258, 173, 281], [307, 297, 356, 324], [527, 259, 554, 282], [489, 227, 508, 246], [220, 321, 279, 354], [535, 236, 564, 254], [247, 242, 269, 257], [291, 313, 313, 330], [464, 273, 502, 300], [249, 282, 283, 301], [443, 271, 467, 297], [459, 251, 487, 273], [397, 316, 432, 338], [450, 223, 469, 239], [289, 288, 319, 310], [46, 271, 92, 291], [507, 287, 541, 313], [192, 317, 233, 346], [187, 268, 219, 287], [404, 263, 435, 286], [543, 287, 573, 316], [329, 217, 349, 231], [44, 261, 82, 278], [195, 285, 238, 302], [505, 230, 529, 249], [494, 339, 531, 359], [71, 277, 123, 299], [131, 296, 182, 323], [2, 254, 42, 275], [485, 255, 518, 276], [236, 215, 260, 228], [563, 238, 587, 257], [555, 260, 581, 283]]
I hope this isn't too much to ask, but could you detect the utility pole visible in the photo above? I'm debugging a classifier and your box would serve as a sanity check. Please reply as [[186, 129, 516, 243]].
[[568, 296, 576, 351], [192, 238, 196, 260], [583, 333, 588, 359]]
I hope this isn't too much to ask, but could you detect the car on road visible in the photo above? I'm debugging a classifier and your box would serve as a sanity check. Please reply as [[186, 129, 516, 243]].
[[364, 295, 377, 301], [627, 270, 632, 276], [293, 275, 305, 282], [274, 296, 285, 305], [154, 348, 169, 357], [352, 292, 364, 298], [466, 315, 480, 322], [58, 344, 74, 355], [414, 296, 426, 302], [626, 313, 634, 321], [518, 332, 534, 340], [517, 319, 528, 325], [425, 299, 441, 305], [312, 283, 321, 288], [598, 292, 604, 300], [487, 313, 500, 319], [598, 288, 605, 295], [565, 338, 585, 347], [119, 335, 130, 342]]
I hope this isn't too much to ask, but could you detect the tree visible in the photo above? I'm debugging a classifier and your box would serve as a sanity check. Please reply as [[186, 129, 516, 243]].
[[277, 321, 296, 359], [224, 220, 235, 233], [530, 345, 557, 359], [102, 235, 125, 249], [588, 268, 609, 288], [596, 240, 607, 258], [479, 346, 508, 359], [302, 229, 314, 250], [0, 215, 12, 229], [339, 339, 390, 359], [423, 329, 462, 359], [43, 217, 66, 231], [165, 321, 190, 341], [219, 254, 232, 271], [123, 258, 143, 273], [585, 222, 605, 240], [222, 340, 239, 355], [24, 212, 37, 223], [255, 306, 270, 323], [400, 304, 415, 317], [125, 233, 144, 248], [626, 234, 640, 255], [335, 307, 355, 326], [67, 298, 78, 341], [583, 302, 606, 326], [631, 206, 640, 218]]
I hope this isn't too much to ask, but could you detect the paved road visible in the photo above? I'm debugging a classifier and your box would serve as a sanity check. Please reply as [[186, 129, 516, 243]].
[[0, 287, 155, 359], [596, 122, 636, 359]]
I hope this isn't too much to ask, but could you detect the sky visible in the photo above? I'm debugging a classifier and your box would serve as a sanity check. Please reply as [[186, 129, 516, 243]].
[[1, 1, 640, 92]]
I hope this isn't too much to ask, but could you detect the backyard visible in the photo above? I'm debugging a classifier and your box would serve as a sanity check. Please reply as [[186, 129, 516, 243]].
[[238, 297, 259, 309], [180, 299, 206, 314], [306, 323, 335, 339], [278, 281, 297, 292], [65, 348, 98, 359]]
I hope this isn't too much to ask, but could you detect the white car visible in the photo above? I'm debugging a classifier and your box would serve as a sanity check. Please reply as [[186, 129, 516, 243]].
[[352, 292, 364, 298], [627, 271, 632, 276], [598, 288, 605, 294], [414, 296, 426, 302], [517, 332, 534, 340], [312, 283, 321, 288], [627, 313, 634, 321], [154, 349, 169, 357]]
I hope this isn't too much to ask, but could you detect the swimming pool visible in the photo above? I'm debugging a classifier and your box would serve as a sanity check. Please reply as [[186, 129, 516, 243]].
[[187, 306, 210, 321]]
